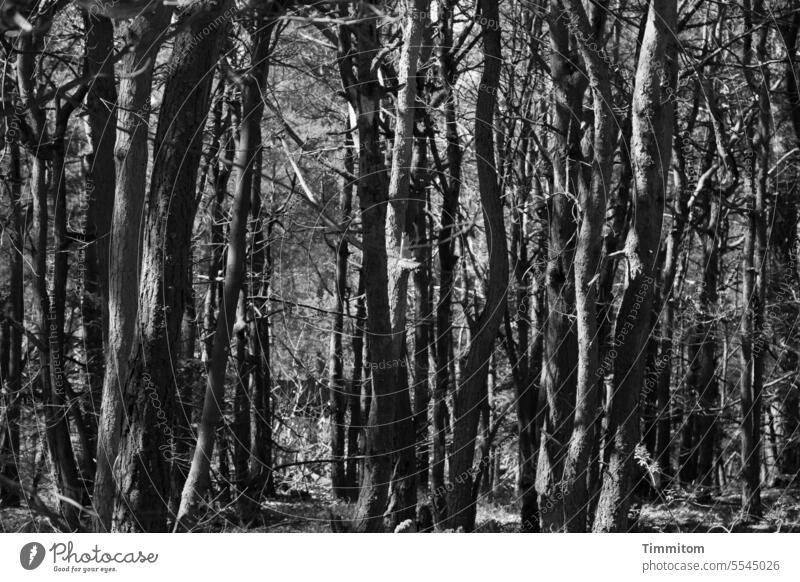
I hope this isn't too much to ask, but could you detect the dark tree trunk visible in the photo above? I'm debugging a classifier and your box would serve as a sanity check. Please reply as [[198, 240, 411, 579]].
[[329, 134, 352, 499], [176, 7, 276, 529], [16, 34, 82, 531], [113, 0, 231, 532], [431, 0, 461, 522], [346, 268, 366, 499], [0, 140, 23, 507], [445, 0, 508, 532], [81, 14, 117, 464]]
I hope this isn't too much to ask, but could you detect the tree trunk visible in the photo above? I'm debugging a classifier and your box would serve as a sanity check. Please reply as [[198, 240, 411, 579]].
[[431, 0, 461, 523], [348, 1, 395, 529], [738, 0, 770, 520], [0, 140, 23, 507], [558, 0, 615, 532], [445, 0, 508, 532], [113, 0, 231, 532], [384, 0, 428, 528], [93, 5, 172, 531], [176, 8, 274, 529], [16, 33, 83, 531], [537, 2, 583, 531], [593, 0, 676, 532], [329, 132, 352, 499]]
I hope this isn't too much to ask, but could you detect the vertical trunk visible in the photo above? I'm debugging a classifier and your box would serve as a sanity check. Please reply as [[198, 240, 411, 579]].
[[346, 268, 366, 498], [593, 0, 676, 532], [537, 3, 583, 530], [385, 0, 428, 527], [558, 0, 615, 532], [431, 0, 461, 521], [114, 0, 230, 532], [94, 5, 172, 531], [347, 0, 395, 533], [738, 0, 770, 520], [202, 98, 234, 364], [410, 131, 432, 494], [176, 9, 274, 529], [776, 14, 800, 477], [445, 0, 508, 532], [329, 132, 352, 499], [81, 14, 117, 460], [687, 189, 721, 493], [248, 146, 274, 502], [233, 291, 250, 491], [17, 33, 83, 531], [53, 94, 94, 489], [653, 124, 691, 485], [0, 141, 23, 507]]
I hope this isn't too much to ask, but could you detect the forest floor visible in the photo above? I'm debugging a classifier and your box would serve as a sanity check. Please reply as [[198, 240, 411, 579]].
[[3, 483, 800, 532]]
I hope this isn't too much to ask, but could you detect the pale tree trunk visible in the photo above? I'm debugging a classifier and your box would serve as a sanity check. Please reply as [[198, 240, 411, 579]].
[[93, 5, 172, 531], [557, 0, 615, 532], [593, 0, 676, 532], [329, 133, 352, 499], [175, 9, 276, 530], [113, 0, 231, 532], [537, 2, 583, 530], [445, 0, 508, 532], [738, 0, 770, 519], [385, 0, 428, 528]]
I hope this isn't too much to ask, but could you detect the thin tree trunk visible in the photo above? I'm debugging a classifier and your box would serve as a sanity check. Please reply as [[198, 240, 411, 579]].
[[16, 33, 83, 531], [0, 140, 23, 507], [738, 0, 770, 520], [385, 0, 428, 528], [175, 8, 274, 529], [445, 0, 508, 531], [329, 132, 352, 499], [81, 14, 117, 464], [431, 0, 461, 523]]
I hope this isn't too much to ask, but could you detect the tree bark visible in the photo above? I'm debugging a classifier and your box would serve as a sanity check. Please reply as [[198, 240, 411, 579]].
[[593, 0, 676, 532], [558, 0, 615, 532], [0, 140, 23, 507], [93, 5, 172, 531], [348, 0, 397, 532], [113, 0, 231, 532], [445, 0, 508, 532], [176, 7, 275, 529], [431, 0, 461, 522]]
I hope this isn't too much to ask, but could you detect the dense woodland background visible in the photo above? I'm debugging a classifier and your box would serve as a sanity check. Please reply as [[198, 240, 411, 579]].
[[0, 0, 799, 533]]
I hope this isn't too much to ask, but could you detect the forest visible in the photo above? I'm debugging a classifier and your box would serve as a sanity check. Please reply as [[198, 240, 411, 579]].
[[0, 0, 799, 534]]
